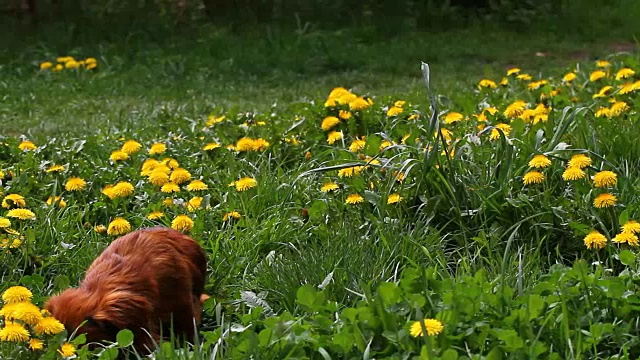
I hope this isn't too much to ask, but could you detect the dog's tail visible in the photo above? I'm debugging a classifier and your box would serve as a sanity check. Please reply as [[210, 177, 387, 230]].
[[200, 294, 210, 303]]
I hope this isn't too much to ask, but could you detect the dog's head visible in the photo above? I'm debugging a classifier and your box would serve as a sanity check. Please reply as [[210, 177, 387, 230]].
[[45, 288, 122, 348]]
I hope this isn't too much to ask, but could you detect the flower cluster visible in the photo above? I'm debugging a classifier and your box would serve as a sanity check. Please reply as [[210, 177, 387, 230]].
[[39, 56, 98, 72], [0, 286, 74, 357]]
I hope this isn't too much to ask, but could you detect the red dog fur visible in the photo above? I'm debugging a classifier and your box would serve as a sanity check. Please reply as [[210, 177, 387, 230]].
[[45, 227, 208, 353]]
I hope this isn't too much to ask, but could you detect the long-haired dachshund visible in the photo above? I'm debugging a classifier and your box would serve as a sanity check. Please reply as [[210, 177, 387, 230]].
[[45, 227, 208, 353]]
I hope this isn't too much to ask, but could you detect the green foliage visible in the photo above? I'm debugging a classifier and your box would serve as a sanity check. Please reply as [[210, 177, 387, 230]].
[[198, 262, 640, 359]]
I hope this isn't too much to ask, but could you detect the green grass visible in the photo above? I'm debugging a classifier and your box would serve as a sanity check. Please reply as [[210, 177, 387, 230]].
[[2, 14, 640, 359], [2, 20, 637, 138]]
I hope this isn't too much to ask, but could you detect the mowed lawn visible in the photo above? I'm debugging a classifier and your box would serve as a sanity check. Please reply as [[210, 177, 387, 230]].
[[2, 19, 640, 359]]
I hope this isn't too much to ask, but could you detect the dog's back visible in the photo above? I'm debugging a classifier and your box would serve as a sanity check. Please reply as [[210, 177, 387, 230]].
[[46, 227, 208, 352]]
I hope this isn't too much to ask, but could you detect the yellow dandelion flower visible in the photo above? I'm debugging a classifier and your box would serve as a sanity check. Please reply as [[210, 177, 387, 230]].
[[622, 220, 640, 234], [121, 140, 142, 154], [618, 82, 636, 95], [29, 338, 44, 351], [0, 303, 18, 319], [562, 167, 586, 181], [349, 96, 373, 111], [489, 123, 512, 140], [12, 302, 43, 325], [593, 85, 613, 99], [148, 170, 170, 186], [562, 72, 577, 82], [109, 150, 129, 162], [206, 115, 225, 126], [235, 177, 257, 192], [523, 171, 545, 185], [2, 194, 26, 209], [609, 101, 629, 116], [18, 141, 37, 151], [52, 64, 63, 72], [162, 198, 175, 207], [2, 286, 32, 304], [338, 166, 365, 178], [45, 196, 66, 208], [65, 60, 79, 69], [516, 73, 532, 81], [0, 217, 10, 228], [186, 197, 203, 212], [45, 164, 66, 173], [253, 138, 270, 151], [616, 68, 635, 80], [140, 159, 161, 175], [387, 193, 403, 204], [324, 87, 356, 107], [101, 185, 117, 199], [345, 194, 364, 205], [161, 182, 180, 193], [568, 154, 592, 169], [408, 113, 419, 121], [594, 193, 617, 208], [107, 217, 131, 236], [507, 68, 521, 76], [593, 171, 617, 188], [584, 230, 607, 249], [321, 182, 339, 193], [165, 158, 181, 168], [484, 107, 499, 115], [443, 112, 464, 124], [86, 62, 97, 70], [146, 211, 164, 220], [171, 215, 194, 232], [478, 79, 497, 89], [26, 337, 46, 352], [223, 211, 241, 222], [170, 168, 191, 185], [6, 209, 36, 220], [111, 182, 134, 198], [285, 136, 300, 146], [528, 80, 547, 90], [596, 60, 611, 68], [94, 224, 107, 233], [0, 321, 30, 342], [529, 155, 551, 168], [504, 100, 527, 118], [409, 318, 444, 337], [148, 142, 167, 155], [58, 342, 76, 358], [349, 138, 366, 152], [379, 140, 393, 150], [321, 116, 341, 131], [39, 62, 53, 70], [203, 142, 221, 151], [235, 137, 257, 152], [338, 110, 352, 120], [327, 131, 343, 145], [595, 107, 611, 118], [386, 106, 403, 117], [613, 231, 639, 246], [500, 77, 509, 86], [65, 177, 86, 191], [589, 70, 607, 82], [9, 238, 21, 248], [186, 180, 208, 191], [33, 317, 65, 335]]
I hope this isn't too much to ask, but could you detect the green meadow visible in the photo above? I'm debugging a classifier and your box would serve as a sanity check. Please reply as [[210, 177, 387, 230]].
[[2, 3, 640, 358]]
